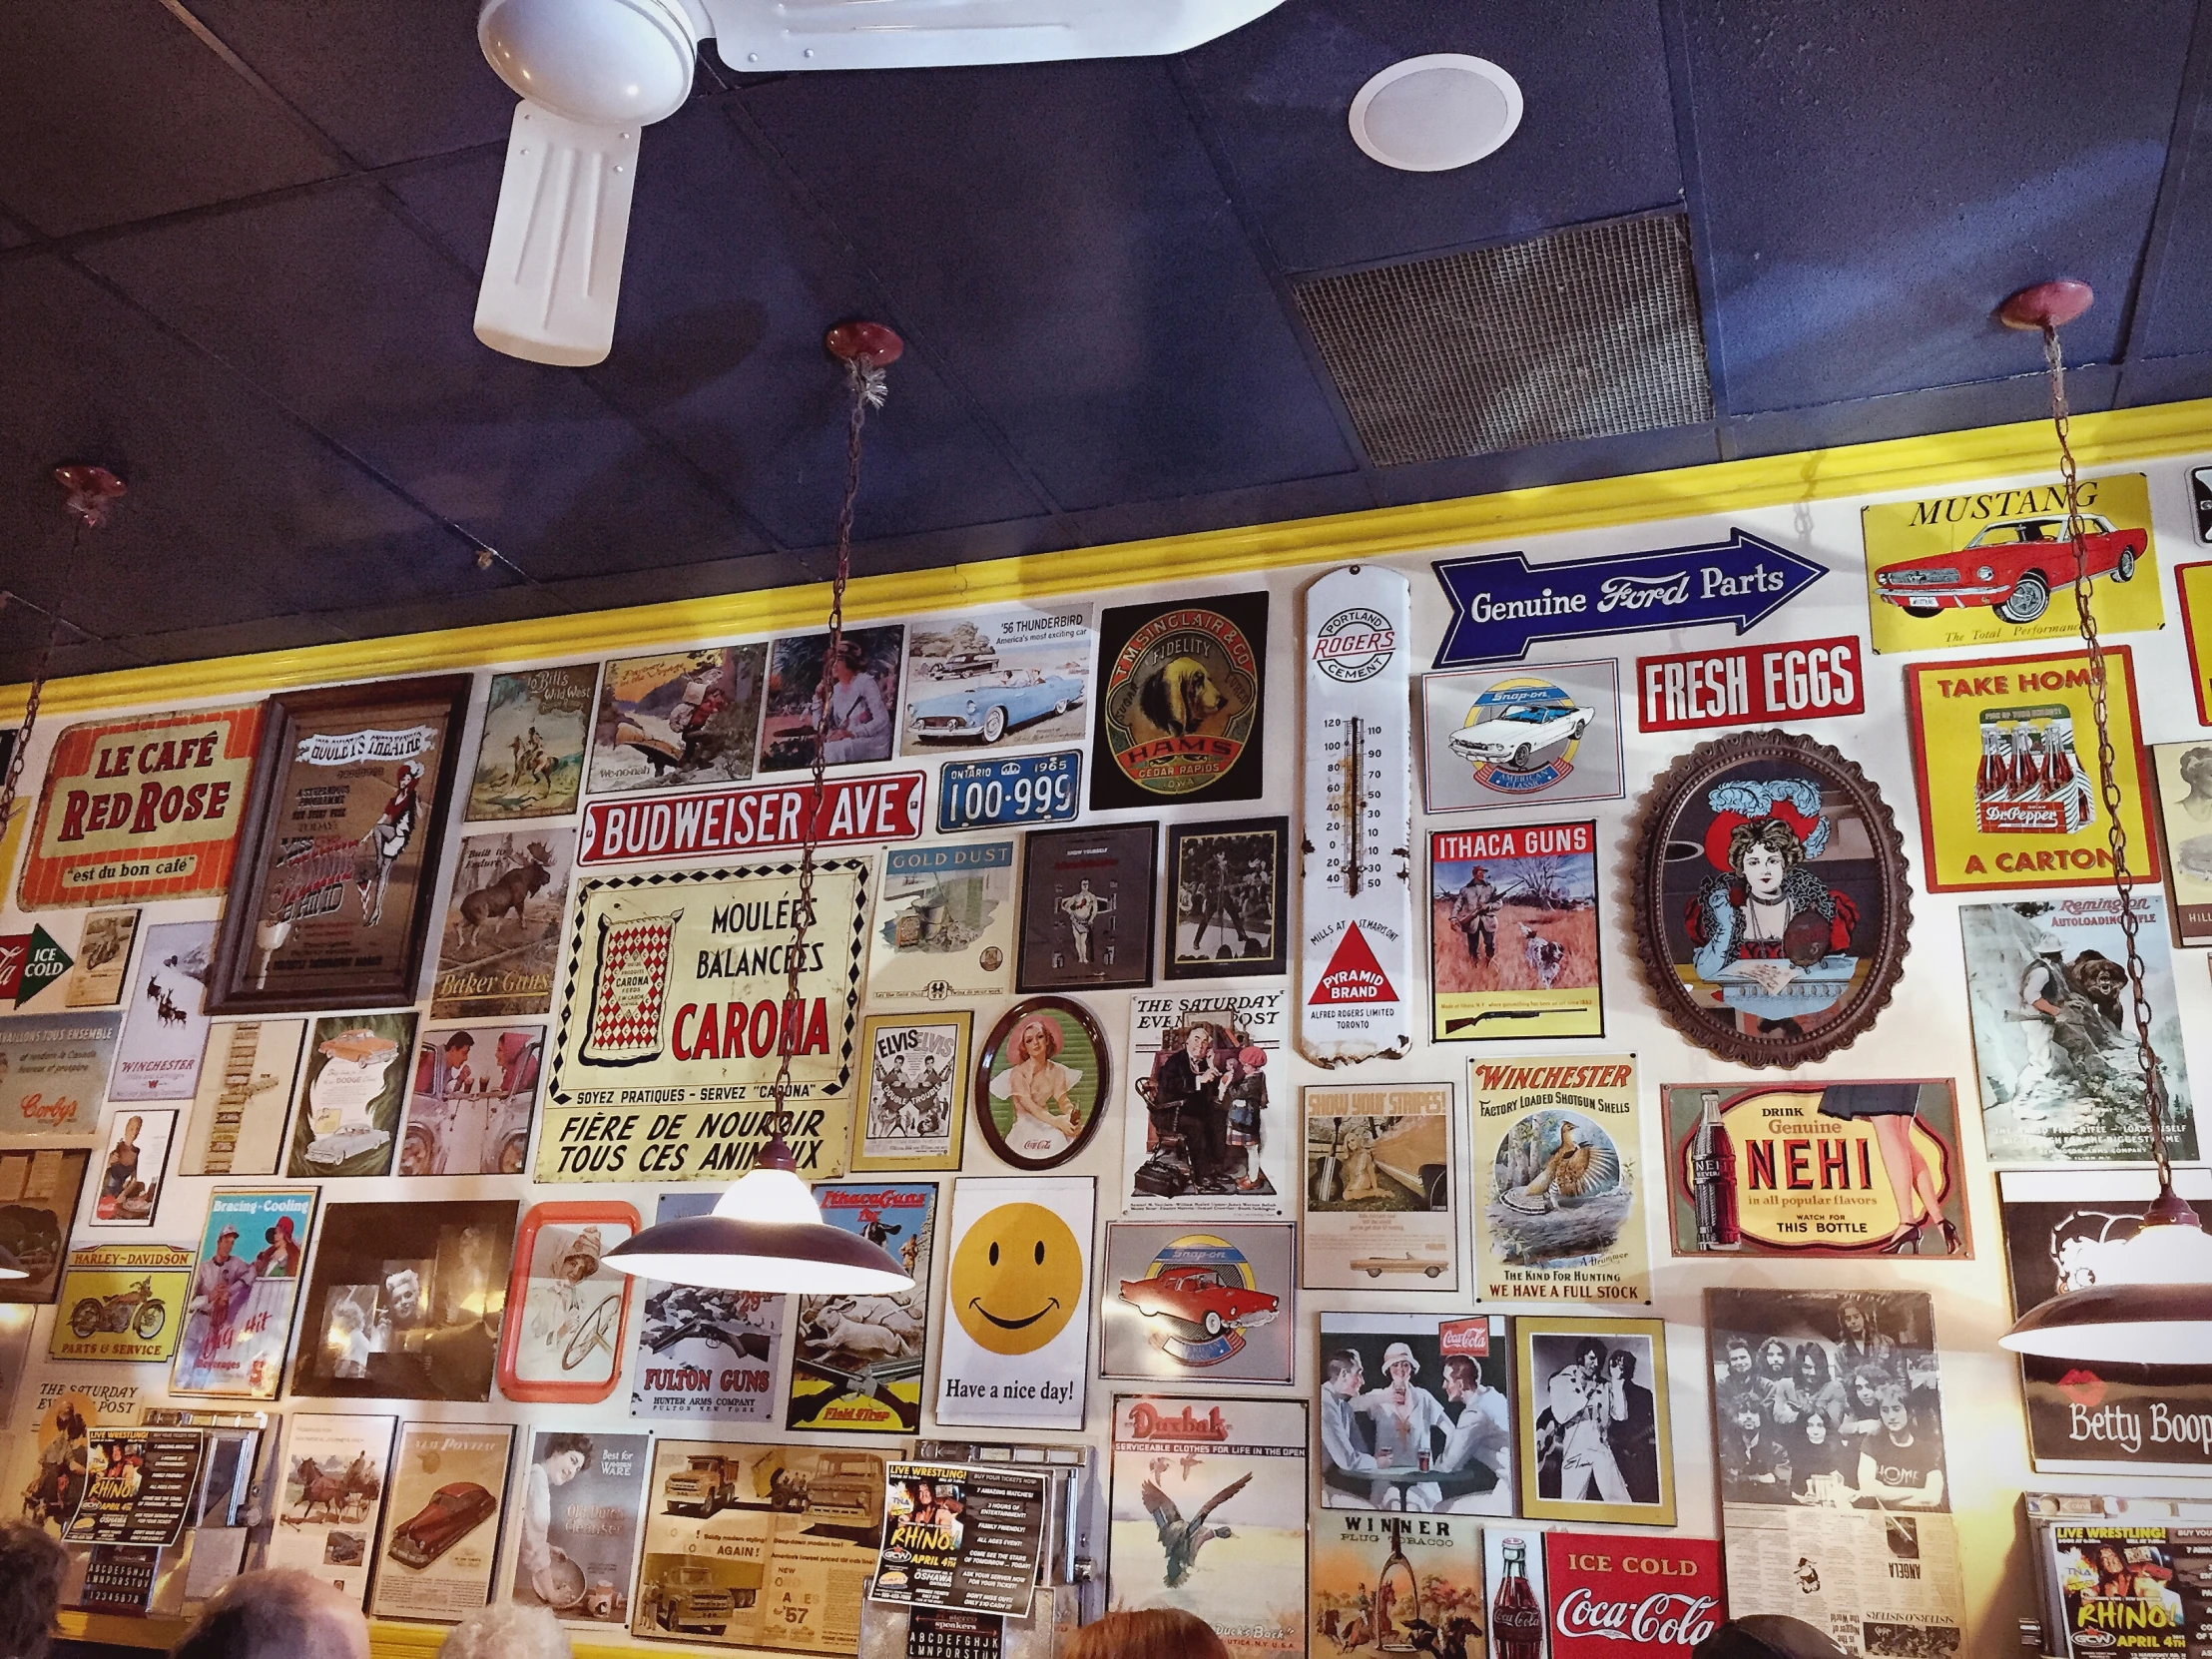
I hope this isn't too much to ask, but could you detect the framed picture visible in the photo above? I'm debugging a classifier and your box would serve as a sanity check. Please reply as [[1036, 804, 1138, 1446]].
[[588, 644, 767, 795], [371, 1420, 515, 1623], [1430, 823, 1603, 1041], [429, 830, 578, 1020], [1512, 1314, 1674, 1526], [1123, 990, 1289, 1215], [1302, 1082, 1458, 1291], [112, 920, 215, 1101], [1318, 1314, 1512, 1516], [1420, 660, 1625, 813], [851, 1012, 971, 1173], [510, 1429, 650, 1622], [629, 1191, 786, 1422], [1090, 592, 1269, 812], [0, 1148, 93, 1304], [496, 1201, 639, 1404], [463, 664, 596, 822], [179, 1019, 305, 1176], [935, 1177, 1096, 1431], [900, 603, 1095, 755], [49, 1242, 194, 1363], [88, 1107, 176, 1228], [64, 909, 140, 1007], [284, 1012, 419, 1180], [787, 1183, 936, 1433], [1016, 823, 1157, 992], [398, 1024, 542, 1176], [207, 675, 473, 1014], [1631, 729, 1912, 1069], [1163, 817, 1288, 980], [1100, 1221, 1294, 1382], [866, 841, 1017, 1004], [264, 1413, 397, 1607], [171, 1186, 316, 1395], [973, 997, 1110, 1172], [759, 623, 907, 772], [1468, 1057, 1647, 1302], [2151, 741, 2212, 947]]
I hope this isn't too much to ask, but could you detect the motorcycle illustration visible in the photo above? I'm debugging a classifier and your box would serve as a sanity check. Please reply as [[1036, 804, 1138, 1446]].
[[70, 1278, 168, 1343]]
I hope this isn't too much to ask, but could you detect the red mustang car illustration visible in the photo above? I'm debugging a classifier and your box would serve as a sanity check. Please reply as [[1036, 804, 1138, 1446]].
[[1874, 512, 2144, 625], [1117, 1265, 1279, 1338]]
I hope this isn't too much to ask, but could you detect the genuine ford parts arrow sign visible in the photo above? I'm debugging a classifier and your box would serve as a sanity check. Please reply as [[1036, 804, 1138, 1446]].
[[1431, 529, 1826, 667]]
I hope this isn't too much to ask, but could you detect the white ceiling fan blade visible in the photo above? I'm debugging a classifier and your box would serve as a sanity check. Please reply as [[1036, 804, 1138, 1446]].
[[701, 0, 1288, 71], [474, 100, 642, 367]]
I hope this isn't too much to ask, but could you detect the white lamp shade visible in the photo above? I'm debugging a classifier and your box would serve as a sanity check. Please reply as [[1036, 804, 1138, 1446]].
[[603, 1165, 914, 1295], [2001, 1221, 2212, 1364]]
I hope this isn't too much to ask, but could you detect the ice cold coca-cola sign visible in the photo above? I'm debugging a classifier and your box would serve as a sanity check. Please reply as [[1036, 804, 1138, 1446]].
[[1542, 1534, 1723, 1656]]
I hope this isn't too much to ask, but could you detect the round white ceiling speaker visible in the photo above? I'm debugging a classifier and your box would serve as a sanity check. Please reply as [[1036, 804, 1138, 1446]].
[[1349, 54, 1523, 173], [478, 0, 699, 127]]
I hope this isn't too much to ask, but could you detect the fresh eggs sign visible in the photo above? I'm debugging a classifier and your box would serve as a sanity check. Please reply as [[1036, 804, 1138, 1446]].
[[18, 707, 264, 908]]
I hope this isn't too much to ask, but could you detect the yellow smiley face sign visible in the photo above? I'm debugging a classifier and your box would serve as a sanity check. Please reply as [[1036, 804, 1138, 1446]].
[[950, 1201, 1082, 1356]]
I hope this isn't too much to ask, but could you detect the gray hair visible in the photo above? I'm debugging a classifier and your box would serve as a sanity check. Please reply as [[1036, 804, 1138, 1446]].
[[169, 1569, 367, 1659], [437, 1602, 571, 1659]]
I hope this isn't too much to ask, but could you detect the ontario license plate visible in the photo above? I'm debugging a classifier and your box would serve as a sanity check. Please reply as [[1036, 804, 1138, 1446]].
[[937, 751, 1081, 831]]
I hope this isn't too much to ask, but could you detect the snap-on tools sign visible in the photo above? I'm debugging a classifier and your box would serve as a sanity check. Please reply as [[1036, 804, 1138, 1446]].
[[19, 707, 265, 909], [577, 773, 925, 866]]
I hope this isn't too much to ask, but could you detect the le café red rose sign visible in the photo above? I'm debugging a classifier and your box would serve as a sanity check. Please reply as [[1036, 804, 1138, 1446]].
[[1543, 1533, 1723, 1657]]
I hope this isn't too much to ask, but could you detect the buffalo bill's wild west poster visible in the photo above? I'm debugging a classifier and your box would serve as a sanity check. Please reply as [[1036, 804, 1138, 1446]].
[[511, 1429, 651, 1624], [1960, 896, 2195, 1165], [1904, 647, 2158, 892], [935, 1177, 1096, 1431], [1864, 473, 2160, 654], [49, 1242, 195, 1362], [465, 665, 596, 821], [1999, 1167, 2212, 1475], [65, 910, 139, 1007], [1660, 1082, 1970, 1258], [171, 1186, 315, 1396], [631, 1191, 784, 1422], [0, 1012, 120, 1137], [1310, 1509, 1487, 1659], [590, 645, 768, 796], [1317, 1314, 1513, 1518], [901, 602, 1095, 755], [1091, 593, 1268, 812], [0, 1149, 92, 1304], [370, 1420, 516, 1623], [1302, 1082, 1459, 1291], [179, 1019, 304, 1175], [632, 1441, 887, 1654], [17, 706, 263, 909], [112, 920, 214, 1101], [1429, 823, 1602, 1040], [1468, 1059, 1647, 1304], [264, 1412, 397, 1607], [1109, 1395, 1306, 1659], [208, 678, 471, 1013], [431, 829, 578, 1019], [2151, 741, 2212, 947], [1124, 990, 1291, 1218], [541, 860, 868, 1183], [866, 841, 1016, 1003], [786, 1183, 935, 1434]]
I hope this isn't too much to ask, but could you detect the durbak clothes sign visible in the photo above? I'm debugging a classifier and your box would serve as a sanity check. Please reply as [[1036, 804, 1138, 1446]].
[[1542, 1533, 1723, 1659], [1430, 532, 1823, 668], [1092, 593, 1268, 811], [1635, 638, 1866, 733], [19, 707, 263, 908], [577, 773, 925, 866], [540, 861, 867, 1182]]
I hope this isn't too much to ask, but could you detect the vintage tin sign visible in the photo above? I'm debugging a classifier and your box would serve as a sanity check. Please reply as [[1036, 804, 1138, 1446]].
[[936, 751, 1081, 832], [1634, 636, 1866, 733], [578, 773, 924, 866]]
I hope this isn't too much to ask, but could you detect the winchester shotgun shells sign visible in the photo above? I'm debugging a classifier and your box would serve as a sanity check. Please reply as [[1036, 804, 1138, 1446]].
[[540, 861, 868, 1182], [18, 706, 263, 909], [1092, 593, 1268, 811], [1468, 1058, 1647, 1305]]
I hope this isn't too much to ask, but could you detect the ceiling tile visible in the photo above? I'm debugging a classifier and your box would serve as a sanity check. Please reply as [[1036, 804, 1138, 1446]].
[[0, 0, 340, 237], [1178, 0, 1682, 274], [1717, 369, 2118, 462], [740, 59, 1361, 513]]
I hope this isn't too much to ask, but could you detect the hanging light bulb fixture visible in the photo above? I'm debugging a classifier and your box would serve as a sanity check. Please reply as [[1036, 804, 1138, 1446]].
[[1994, 280, 2212, 1365], [603, 322, 914, 1298]]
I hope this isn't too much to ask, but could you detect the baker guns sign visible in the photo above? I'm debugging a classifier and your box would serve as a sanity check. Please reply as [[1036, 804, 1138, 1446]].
[[1542, 1534, 1723, 1655]]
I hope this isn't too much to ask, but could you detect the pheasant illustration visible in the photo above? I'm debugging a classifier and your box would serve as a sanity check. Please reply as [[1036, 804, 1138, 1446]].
[[1140, 1472, 1249, 1587], [1499, 1121, 1619, 1215]]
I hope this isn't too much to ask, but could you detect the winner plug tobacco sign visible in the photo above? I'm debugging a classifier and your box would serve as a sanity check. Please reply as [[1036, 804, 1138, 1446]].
[[539, 860, 868, 1182]]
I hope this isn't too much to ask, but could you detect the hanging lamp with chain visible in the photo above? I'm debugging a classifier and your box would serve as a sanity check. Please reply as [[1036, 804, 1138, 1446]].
[[604, 323, 914, 1297]]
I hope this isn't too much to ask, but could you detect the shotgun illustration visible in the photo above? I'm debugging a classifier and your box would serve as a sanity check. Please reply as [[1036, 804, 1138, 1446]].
[[1443, 1008, 1578, 1033]]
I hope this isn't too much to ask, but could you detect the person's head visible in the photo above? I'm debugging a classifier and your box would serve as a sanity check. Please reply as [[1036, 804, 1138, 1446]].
[[1735, 1400, 1763, 1435], [1729, 817, 1805, 897], [1726, 1338, 1753, 1379], [2098, 1545, 2127, 1575], [443, 1033, 474, 1062], [2180, 747, 2212, 795], [1851, 1366, 1887, 1407], [1325, 1350, 1365, 1396], [827, 640, 863, 684], [1183, 1023, 1214, 1062], [1877, 1387, 1911, 1436], [329, 1300, 363, 1338], [0, 1522, 67, 1659], [1803, 1413, 1830, 1447], [1442, 1356, 1479, 1401], [1381, 1343, 1418, 1388], [541, 1433, 591, 1486], [1757, 1338, 1791, 1377], [1468, 865, 1488, 883], [122, 1116, 142, 1142], [1572, 1337, 1606, 1376], [214, 1223, 239, 1261], [435, 1601, 570, 1659], [1795, 1344, 1831, 1388], [169, 1569, 369, 1659], [1606, 1348, 1637, 1383], [1062, 1609, 1230, 1659], [1840, 1299, 1871, 1340], [1017, 1019, 1062, 1064]]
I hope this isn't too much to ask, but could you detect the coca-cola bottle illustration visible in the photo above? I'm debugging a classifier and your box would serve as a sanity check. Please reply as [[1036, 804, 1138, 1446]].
[[1974, 721, 2009, 802], [1692, 1088, 1741, 1250], [1492, 1538, 1544, 1659]]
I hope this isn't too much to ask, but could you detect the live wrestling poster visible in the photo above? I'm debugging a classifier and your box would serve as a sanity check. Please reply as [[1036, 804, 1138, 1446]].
[[1467, 1058, 1647, 1304], [540, 861, 867, 1184]]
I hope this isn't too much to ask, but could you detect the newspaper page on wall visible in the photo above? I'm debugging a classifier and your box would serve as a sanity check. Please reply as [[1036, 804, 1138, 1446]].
[[1705, 1289, 1966, 1658]]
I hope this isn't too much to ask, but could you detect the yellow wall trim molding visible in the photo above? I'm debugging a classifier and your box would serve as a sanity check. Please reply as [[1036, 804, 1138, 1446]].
[[58, 1607, 798, 1658], [10, 394, 2212, 721]]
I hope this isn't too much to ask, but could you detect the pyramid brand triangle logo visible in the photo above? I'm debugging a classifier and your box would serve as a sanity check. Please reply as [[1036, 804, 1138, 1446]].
[[1309, 923, 1397, 1005]]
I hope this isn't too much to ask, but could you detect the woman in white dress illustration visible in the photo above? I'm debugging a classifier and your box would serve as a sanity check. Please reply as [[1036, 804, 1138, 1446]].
[[992, 1016, 1084, 1162]]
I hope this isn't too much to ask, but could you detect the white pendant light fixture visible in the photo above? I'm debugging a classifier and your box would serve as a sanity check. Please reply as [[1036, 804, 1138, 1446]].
[[603, 322, 914, 1299], [0, 1246, 27, 1281], [1993, 278, 2212, 1368]]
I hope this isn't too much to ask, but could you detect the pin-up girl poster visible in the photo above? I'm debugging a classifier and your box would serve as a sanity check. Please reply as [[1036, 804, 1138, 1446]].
[[1635, 731, 1911, 1069]]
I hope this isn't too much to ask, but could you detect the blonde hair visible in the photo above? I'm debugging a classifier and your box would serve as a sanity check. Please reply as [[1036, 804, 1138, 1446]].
[[1063, 1611, 1230, 1659]]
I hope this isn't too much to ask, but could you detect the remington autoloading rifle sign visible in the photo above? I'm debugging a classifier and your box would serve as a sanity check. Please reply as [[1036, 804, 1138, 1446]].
[[540, 860, 868, 1183]]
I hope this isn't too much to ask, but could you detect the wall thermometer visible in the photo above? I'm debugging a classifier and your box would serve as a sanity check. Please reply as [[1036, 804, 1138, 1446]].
[[1299, 564, 1413, 1065]]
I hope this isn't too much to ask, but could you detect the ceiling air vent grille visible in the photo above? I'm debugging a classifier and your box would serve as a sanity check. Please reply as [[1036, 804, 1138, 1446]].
[[1294, 212, 1712, 467]]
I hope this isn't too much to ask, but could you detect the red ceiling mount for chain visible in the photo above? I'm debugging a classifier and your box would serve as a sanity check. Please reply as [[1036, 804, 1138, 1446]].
[[52, 464, 126, 530], [1996, 279, 2094, 331], [824, 320, 903, 370]]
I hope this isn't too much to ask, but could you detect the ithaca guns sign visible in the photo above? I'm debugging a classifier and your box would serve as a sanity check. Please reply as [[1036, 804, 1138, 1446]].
[[18, 707, 264, 909], [540, 860, 869, 1183]]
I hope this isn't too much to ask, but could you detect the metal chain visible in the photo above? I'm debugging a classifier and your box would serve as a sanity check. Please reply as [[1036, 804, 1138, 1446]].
[[764, 356, 888, 1145], [2040, 324, 2173, 1184], [0, 520, 85, 844]]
